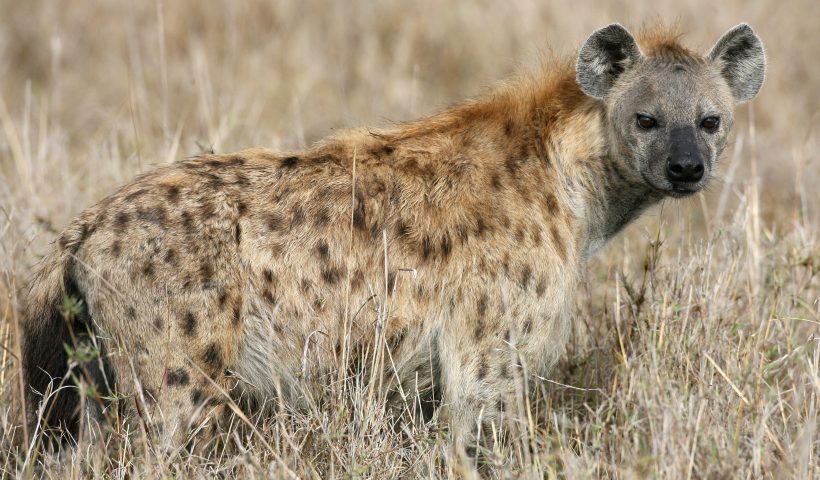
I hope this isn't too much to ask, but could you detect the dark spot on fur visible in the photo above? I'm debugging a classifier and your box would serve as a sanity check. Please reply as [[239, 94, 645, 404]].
[[536, 278, 546, 297], [165, 185, 180, 202], [290, 207, 306, 227], [352, 191, 366, 230], [476, 218, 489, 237], [154, 317, 163, 330], [263, 290, 277, 305], [314, 154, 340, 166], [164, 249, 177, 266], [180, 211, 194, 230], [264, 269, 274, 283], [234, 224, 241, 243], [218, 291, 229, 309], [351, 270, 364, 291], [315, 208, 331, 228], [167, 369, 190, 386], [421, 236, 433, 260], [114, 212, 129, 231], [142, 261, 154, 278], [387, 271, 396, 294], [465, 445, 477, 459], [395, 219, 410, 238], [551, 225, 567, 260], [180, 312, 197, 336], [281, 156, 299, 169], [321, 267, 342, 285], [126, 306, 136, 319], [138, 206, 167, 226], [202, 343, 223, 370], [515, 226, 525, 243], [190, 389, 203, 405], [237, 201, 248, 216], [199, 199, 216, 218], [316, 240, 330, 259], [200, 261, 214, 286], [232, 301, 242, 326], [477, 358, 489, 380], [520, 265, 532, 289], [266, 213, 283, 231], [491, 173, 503, 190], [544, 192, 558, 212], [227, 156, 246, 167], [300, 278, 312, 292], [111, 240, 121, 257], [440, 235, 452, 259], [477, 294, 488, 317], [473, 321, 484, 341], [504, 120, 513, 137], [369, 221, 382, 240], [505, 155, 519, 174], [532, 226, 542, 246], [313, 297, 325, 311]]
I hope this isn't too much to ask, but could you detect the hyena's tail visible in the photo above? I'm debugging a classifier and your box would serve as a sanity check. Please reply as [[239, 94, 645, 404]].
[[21, 222, 105, 442]]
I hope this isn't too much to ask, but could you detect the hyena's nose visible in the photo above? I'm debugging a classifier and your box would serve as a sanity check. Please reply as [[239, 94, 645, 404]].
[[666, 154, 704, 182], [667, 127, 704, 183]]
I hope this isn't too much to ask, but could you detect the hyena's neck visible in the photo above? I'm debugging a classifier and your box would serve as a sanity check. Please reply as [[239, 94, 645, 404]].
[[584, 152, 663, 256], [528, 92, 663, 258]]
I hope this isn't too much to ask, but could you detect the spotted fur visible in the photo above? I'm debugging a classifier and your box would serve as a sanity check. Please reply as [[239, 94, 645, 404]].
[[21, 23, 764, 452]]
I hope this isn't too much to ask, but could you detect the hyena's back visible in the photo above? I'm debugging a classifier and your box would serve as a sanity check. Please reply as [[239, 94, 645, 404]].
[[24, 134, 573, 443]]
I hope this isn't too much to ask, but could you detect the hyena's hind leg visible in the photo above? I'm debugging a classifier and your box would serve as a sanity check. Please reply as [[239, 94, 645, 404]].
[[124, 343, 237, 455], [84, 321, 236, 455]]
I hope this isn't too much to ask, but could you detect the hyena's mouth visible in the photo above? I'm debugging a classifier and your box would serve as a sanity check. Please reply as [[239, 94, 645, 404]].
[[641, 171, 704, 198]]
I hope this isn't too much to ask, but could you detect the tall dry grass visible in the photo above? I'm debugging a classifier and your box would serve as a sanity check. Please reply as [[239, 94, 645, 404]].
[[0, 0, 817, 478]]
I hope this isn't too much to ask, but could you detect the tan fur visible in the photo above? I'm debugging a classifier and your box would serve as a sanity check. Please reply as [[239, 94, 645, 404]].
[[22, 27, 711, 450]]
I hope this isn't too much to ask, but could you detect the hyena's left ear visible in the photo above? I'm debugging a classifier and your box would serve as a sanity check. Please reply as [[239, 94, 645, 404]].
[[576, 24, 643, 100], [708, 24, 766, 102]]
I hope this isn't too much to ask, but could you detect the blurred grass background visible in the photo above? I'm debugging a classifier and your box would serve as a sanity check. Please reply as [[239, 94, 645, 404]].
[[0, 0, 817, 477]]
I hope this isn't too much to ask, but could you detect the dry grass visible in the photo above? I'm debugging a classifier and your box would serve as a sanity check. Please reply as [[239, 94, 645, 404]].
[[0, 0, 818, 478]]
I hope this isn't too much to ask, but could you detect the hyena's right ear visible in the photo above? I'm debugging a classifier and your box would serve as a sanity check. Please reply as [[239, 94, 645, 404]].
[[576, 24, 643, 100]]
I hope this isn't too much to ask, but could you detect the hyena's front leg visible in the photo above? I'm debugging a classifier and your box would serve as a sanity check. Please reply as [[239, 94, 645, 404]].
[[439, 323, 529, 461]]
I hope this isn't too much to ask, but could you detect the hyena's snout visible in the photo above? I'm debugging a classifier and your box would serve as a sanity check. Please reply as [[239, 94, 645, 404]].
[[666, 127, 704, 184]]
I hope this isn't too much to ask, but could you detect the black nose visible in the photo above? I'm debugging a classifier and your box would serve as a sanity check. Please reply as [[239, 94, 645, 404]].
[[666, 127, 705, 183], [666, 154, 704, 182]]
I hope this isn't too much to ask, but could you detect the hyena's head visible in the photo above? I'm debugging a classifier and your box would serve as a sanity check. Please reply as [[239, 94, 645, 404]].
[[576, 24, 766, 197]]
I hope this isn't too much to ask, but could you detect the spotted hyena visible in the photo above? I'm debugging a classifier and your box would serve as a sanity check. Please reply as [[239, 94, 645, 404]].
[[22, 24, 765, 452]]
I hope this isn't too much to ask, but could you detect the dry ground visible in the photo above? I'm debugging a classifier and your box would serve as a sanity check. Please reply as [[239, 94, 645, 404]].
[[0, 0, 818, 478]]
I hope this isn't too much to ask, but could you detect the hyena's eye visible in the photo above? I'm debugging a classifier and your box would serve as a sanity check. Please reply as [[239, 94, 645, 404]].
[[636, 114, 657, 129], [700, 116, 720, 132]]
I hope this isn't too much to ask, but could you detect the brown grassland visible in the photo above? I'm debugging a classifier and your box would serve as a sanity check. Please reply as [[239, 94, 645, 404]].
[[0, 0, 818, 478]]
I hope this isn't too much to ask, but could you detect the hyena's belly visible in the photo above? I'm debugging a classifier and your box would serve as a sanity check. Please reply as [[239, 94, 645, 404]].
[[232, 287, 442, 409]]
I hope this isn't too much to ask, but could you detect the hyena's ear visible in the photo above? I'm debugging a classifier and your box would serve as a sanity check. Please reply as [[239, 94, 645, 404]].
[[576, 24, 642, 100], [708, 23, 766, 102]]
